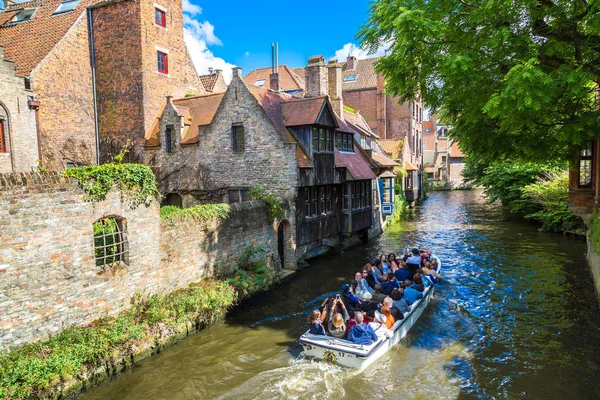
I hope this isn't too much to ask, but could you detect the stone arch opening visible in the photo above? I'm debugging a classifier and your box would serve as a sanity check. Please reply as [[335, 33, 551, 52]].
[[277, 219, 294, 270], [93, 215, 128, 269], [161, 192, 183, 208]]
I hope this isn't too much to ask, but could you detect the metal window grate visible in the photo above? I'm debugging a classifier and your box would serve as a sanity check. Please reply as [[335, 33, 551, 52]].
[[93, 217, 128, 268]]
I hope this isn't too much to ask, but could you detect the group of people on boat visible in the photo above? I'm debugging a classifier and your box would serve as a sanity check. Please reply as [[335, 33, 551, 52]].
[[307, 248, 440, 345]]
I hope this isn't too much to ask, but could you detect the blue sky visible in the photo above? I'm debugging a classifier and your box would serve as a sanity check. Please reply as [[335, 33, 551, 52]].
[[182, 0, 387, 81]]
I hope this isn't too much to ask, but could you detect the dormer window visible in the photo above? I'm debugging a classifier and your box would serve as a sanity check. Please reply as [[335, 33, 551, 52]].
[[53, 0, 81, 15], [255, 79, 266, 87], [312, 127, 333, 153], [10, 8, 38, 23], [336, 132, 354, 152], [155, 7, 166, 27], [343, 75, 358, 82]]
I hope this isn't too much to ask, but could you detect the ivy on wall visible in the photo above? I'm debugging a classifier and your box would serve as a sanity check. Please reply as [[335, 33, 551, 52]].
[[160, 204, 230, 226], [64, 163, 157, 208]]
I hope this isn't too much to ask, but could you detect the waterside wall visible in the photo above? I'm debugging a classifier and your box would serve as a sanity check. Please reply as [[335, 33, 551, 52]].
[[0, 172, 276, 351]]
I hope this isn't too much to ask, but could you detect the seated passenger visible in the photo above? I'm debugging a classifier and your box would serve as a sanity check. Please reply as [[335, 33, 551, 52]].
[[366, 262, 378, 288], [371, 284, 387, 303], [307, 309, 326, 336], [381, 273, 400, 295], [431, 259, 439, 272], [372, 259, 384, 284], [340, 284, 361, 315], [390, 288, 409, 313], [403, 280, 424, 306], [358, 270, 374, 295], [327, 298, 349, 339], [412, 274, 425, 292], [381, 304, 395, 329], [380, 254, 390, 275], [388, 253, 400, 271], [390, 306, 404, 321], [395, 262, 410, 283], [368, 311, 392, 339], [423, 263, 440, 280], [347, 311, 379, 345]]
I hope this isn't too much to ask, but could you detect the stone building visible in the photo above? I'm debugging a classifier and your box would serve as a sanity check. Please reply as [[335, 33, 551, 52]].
[[146, 57, 380, 267], [0, 47, 39, 172], [248, 56, 425, 203], [0, 0, 202, 170]]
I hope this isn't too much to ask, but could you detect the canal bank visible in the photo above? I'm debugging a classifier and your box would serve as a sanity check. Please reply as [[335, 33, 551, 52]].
[[81, 191, 600, 400]]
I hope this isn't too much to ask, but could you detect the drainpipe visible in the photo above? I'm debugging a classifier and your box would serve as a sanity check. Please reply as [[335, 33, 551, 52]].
[[87, 7, 100, 165]]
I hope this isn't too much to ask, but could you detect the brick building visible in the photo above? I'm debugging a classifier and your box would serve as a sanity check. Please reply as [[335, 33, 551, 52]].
[[0, 0, 203, 170], [146, 56, 380, 266], [0, 46, 39, 172], [569, 142, 599, 220]]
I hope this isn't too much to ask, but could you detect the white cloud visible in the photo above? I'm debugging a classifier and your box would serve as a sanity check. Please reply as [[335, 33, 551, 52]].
[[182, 0, 202, 16], [330, 41, 393, 62], [245, 51, 250, 57], [182, 2, 236, 84]]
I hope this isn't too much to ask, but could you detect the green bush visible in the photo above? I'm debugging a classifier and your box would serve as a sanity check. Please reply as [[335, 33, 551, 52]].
[[0, 280, 236, 399], [249, 186, 285, 221], [160, 203, 229, 226], [387, 193, 410, 225], [217, 246, 278, 298], [521, 172, 583, 232], [64, 163, 157, 208]]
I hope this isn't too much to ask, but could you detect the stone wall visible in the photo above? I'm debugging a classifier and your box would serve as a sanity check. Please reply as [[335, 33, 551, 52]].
[[0, 172, 277, 351], [0, 48, 39, 173], [33, 13, 97, 170]]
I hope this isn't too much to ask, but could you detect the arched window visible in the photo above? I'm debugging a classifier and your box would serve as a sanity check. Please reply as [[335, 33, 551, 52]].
[[93, 216, 128, 268], [0, 104, 9, 153]]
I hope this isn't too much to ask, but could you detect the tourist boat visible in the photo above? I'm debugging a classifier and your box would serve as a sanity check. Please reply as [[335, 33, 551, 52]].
[[298, 254, 442, 371]]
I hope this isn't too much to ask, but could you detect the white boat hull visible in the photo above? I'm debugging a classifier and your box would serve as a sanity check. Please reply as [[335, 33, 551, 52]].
[[299, 255, 441, 371]]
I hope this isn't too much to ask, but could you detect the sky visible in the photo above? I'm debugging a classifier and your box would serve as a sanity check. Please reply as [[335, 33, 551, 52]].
[[182, 0, 389, 83]]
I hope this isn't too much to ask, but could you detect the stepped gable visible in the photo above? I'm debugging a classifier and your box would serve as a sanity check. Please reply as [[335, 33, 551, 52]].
[[0, 0, 101, 76]]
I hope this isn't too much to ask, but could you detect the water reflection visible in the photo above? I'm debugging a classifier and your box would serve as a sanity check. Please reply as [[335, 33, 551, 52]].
[[82, 191, 600, 400]]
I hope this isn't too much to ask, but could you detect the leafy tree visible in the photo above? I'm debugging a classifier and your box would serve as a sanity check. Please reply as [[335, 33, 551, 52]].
[[358, 0, 600, 163]]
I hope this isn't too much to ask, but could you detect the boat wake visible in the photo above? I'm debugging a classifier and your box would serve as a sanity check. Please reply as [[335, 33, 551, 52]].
[[216, 357, 357, 400]]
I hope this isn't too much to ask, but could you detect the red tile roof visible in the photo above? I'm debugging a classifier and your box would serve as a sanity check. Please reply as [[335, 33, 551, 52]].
[[244, 65, 305, 92], [199, 72, 227, 93], [0, 0, 100, 76], [449, 141, 465, 157], [335, 145, 376, 180], [282, 96, 327, 127], [404, 161, 418, 171], [371, 142, 398, 167], [341, 57, 380, 91], [379, 139, 404, 160], [144, 93, 225, 147]]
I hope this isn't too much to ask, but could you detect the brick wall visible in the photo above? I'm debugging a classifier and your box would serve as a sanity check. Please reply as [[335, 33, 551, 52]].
[[93, 0, 202, 162], [0, 48, 39, 173], [32, 14, 97, 171], [0, 172, 277, 350], [343, 89, 377, 130]]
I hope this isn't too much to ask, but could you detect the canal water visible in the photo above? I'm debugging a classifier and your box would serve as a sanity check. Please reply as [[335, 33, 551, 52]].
[[83, 191, 600, 399]]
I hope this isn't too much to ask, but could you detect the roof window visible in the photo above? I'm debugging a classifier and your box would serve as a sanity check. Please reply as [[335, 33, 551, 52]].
[[255, 79, 266, 87], [343, 75, 358, 82], [10, 7, 38, 23], [53, 0, 81, 15]]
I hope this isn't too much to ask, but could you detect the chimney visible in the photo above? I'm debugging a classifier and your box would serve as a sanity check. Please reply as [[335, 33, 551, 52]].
[[215, 69, 222, 75], [270, 42, 279, 91], [346, 55, 357, 70], [328, 59, 343, 117], [305, 55, 328, 98], [208, 67, 214, 74], [232, 67, 242, 78]]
